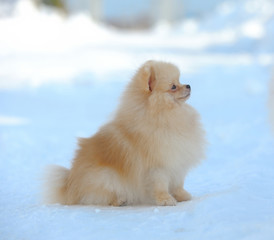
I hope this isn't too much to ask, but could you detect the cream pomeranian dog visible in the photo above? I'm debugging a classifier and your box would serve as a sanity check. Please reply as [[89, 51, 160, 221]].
[[43, 60, 206, 206]]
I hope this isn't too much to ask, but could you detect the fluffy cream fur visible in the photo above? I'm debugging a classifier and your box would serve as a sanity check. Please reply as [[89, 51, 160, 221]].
[[43, 60, 207, 206]]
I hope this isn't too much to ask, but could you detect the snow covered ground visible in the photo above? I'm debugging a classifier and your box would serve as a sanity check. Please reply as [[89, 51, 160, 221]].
[[0, 0, 274, 239]]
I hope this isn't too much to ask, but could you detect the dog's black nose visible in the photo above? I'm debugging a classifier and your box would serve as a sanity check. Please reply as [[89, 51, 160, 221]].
[[186, 85, 191, 89]]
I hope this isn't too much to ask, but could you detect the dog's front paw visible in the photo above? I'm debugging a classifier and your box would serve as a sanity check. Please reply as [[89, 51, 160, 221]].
[[155, 192, 177, 206], [109, 195, 127, 207], [172, 188, 192, 202]]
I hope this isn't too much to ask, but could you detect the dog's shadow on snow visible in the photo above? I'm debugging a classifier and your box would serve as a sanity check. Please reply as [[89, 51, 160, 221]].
[[43, 187, 238, 213], [189, 186, 238, 204]]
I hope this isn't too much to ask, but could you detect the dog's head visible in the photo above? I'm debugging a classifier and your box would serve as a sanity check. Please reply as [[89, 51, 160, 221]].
[[136, 60, 191, 106]]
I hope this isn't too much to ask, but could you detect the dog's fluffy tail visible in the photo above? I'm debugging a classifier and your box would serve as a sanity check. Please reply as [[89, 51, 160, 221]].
[[42, 165, 70, 205]]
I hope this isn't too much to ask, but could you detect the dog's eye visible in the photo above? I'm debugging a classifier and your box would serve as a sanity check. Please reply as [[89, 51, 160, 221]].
[[171, 85, 177, 90]]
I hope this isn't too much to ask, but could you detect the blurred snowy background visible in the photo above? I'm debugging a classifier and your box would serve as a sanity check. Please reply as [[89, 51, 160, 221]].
[[0, 0, 274, 239]]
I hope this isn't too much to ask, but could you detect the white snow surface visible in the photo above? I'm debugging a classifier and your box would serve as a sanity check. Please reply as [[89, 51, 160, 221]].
[[0, 0, 274, 239]]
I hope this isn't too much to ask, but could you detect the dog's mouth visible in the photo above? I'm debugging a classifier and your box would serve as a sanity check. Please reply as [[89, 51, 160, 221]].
[[177, 93, 190, 100]]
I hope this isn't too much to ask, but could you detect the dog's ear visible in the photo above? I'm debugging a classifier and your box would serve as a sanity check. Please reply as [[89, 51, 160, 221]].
[[143, 61, 156, 92]]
